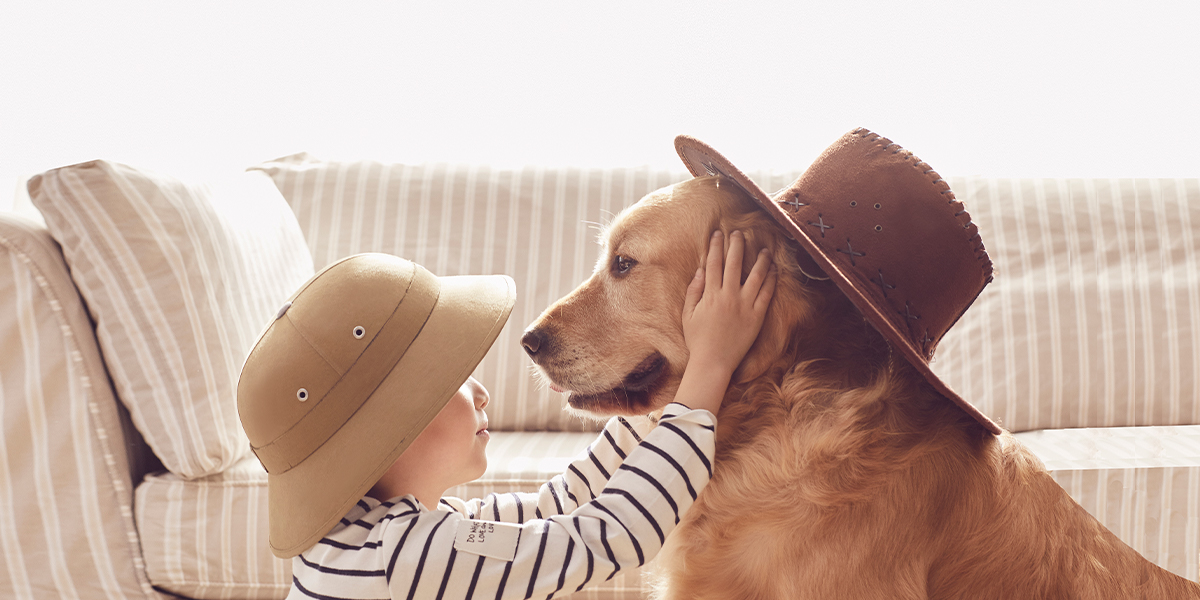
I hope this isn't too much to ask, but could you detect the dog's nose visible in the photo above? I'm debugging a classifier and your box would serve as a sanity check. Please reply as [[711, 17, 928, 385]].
[[521, 328, 546, 357]]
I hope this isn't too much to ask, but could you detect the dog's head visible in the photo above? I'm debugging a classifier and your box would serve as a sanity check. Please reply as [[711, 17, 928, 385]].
[[522, 175, 843, 418]]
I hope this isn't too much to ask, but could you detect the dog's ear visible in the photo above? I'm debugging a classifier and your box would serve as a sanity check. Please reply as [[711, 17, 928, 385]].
[[731, 230, 815, 384]]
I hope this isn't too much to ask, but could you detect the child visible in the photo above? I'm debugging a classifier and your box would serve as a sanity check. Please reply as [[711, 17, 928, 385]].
[[237, 230, 776, 599]]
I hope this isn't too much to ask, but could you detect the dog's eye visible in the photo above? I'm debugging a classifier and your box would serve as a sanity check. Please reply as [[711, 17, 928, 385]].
[[613, 255, 637, 277]]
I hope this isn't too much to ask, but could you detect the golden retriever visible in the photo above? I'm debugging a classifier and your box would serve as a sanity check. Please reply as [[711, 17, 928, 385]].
[[521, 175, 1200, 599]]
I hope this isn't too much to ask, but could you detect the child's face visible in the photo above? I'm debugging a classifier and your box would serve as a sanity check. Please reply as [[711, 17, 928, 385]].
[[418, 376, 492, 482], [367, 376, 492, 504]]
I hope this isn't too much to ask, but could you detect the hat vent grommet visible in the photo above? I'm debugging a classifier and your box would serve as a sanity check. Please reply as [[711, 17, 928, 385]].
[[296, 388, 308, 402], [352, 325, 366, 339]]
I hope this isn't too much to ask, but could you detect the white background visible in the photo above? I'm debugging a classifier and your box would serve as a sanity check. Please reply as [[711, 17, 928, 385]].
[[2, 1, 1197, 212]]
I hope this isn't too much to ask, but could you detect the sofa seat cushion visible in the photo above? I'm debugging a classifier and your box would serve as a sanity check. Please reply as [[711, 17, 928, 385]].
[[134, 431, 649, 599], [1014, 425, 1200, 580]]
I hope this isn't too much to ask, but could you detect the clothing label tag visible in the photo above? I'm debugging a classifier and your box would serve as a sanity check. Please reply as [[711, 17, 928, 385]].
[[453, 520, 520, 561]]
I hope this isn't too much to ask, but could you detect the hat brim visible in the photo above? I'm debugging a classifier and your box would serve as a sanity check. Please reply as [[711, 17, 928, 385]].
[[267, 273, 516, 558], [675, 135, 1001, 436]]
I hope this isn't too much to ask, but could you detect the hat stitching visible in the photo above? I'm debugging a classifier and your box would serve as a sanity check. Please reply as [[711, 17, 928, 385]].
[[870, 270, 896, 298], [919, 329, 935, 350], [807, 214, 833, 237], [285, 312, 349, 379], [901, 301, 921, 321], [780, 193, 807, 209], [835, 238, 865, 266]]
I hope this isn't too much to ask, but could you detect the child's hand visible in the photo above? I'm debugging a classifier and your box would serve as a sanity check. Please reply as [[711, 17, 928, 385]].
[[678, 230, 777, 414]]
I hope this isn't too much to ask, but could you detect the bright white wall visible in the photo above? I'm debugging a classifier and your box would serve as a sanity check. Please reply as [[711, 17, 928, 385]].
[[2, 1, 1198, 212]]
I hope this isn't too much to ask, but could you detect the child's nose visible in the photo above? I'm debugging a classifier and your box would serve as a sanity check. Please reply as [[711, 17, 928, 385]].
[[469, 378, 490, 410]]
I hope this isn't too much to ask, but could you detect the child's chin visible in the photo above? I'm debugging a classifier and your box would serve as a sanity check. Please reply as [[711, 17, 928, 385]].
[[470, 460, 487, 481]]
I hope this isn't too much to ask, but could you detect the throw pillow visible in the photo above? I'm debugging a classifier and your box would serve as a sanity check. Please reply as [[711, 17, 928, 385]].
[[29, 161, 314, 479]]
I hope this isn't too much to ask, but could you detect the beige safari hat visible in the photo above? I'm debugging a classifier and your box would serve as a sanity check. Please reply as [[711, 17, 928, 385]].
[[675, 128, 1002, 435], [237, 253, 515, 558]]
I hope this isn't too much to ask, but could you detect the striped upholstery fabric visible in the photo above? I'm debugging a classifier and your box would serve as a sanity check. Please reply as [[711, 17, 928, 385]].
[[250, 154, 806, 432], [134, 431, 647, 599], [1014, 425, 1200, 581], [0, 213, 155, 599], [28, 164, 314, 479], [933, 178, 1200, 432], [135, 457, 289, 599]]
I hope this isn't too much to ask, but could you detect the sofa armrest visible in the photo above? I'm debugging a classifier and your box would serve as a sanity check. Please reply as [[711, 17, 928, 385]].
[[0, 213, 156, 598]]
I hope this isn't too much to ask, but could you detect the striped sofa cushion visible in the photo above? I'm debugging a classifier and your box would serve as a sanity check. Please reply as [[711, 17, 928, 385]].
[[28, 163, 314, 479], [251, 154, 806, 432], [934, 178, 1200, 432]]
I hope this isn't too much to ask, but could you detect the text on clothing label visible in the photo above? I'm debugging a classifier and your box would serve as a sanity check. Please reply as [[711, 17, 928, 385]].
[[453, 519, 520, 561]]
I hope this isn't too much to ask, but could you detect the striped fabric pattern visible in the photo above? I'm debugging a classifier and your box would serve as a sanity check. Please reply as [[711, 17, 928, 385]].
[[251, 154, 805, 432], [28, 163, 314, 479], [135, 456, 291, 599], [1013, 425, 1200, 581], [0, 213, 155, 599], [934, 178, 1200, 432], [289, 404, 712, 600]]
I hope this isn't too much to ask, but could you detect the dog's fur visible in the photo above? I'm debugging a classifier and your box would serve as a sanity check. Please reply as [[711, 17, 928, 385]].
[[523, 176, 1200, 599]]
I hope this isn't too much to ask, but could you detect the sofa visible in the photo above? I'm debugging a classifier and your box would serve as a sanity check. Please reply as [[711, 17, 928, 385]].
[[2, 147, 1197, 599]]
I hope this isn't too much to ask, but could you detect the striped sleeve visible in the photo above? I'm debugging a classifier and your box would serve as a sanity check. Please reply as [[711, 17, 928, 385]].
[[460, 414, 655, 523], [384, 403, 715, 599]]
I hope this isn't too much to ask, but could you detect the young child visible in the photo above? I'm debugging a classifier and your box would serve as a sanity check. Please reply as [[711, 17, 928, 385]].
[[237, 230, 776, 599]]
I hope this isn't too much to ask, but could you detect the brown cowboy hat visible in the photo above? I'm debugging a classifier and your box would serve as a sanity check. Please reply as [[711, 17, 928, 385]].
[[675, 128, 1002, 435], [237, 253, 515, 558]]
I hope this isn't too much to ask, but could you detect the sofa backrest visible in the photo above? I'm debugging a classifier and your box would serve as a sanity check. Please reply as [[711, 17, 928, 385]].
[[935, 177, 1200, 432], [253, 156, 1200, 433]]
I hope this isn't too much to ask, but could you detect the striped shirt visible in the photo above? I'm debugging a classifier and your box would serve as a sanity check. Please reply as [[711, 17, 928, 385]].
[[288, 402, 715, 600]]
